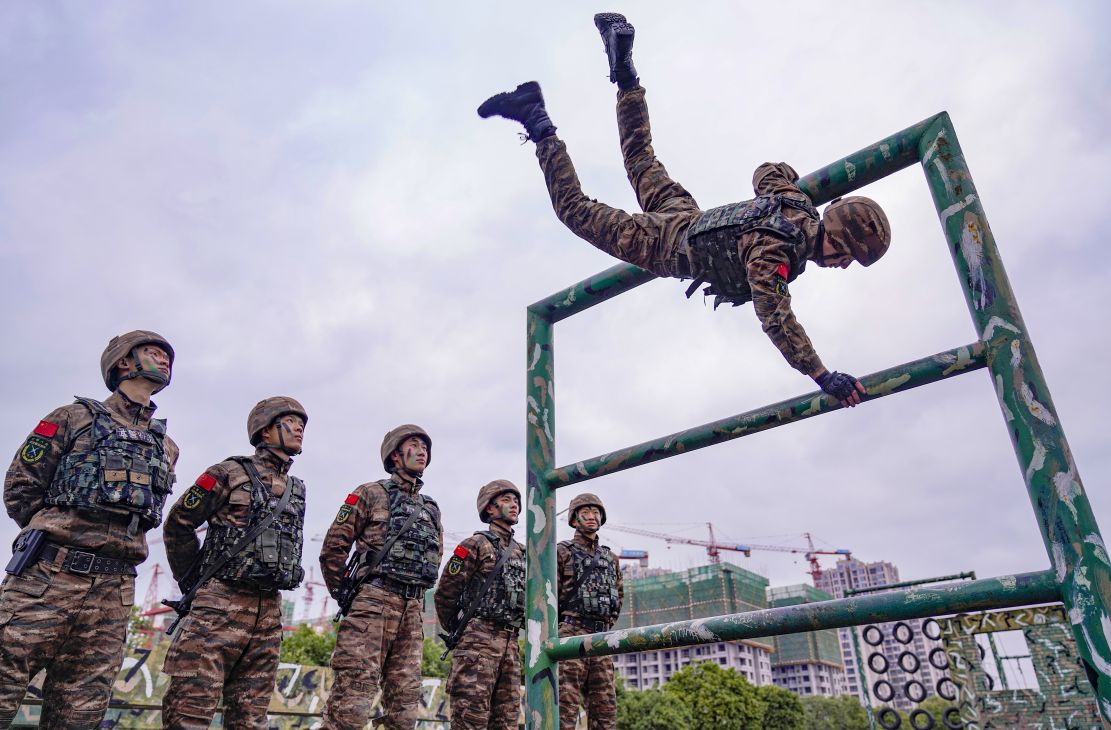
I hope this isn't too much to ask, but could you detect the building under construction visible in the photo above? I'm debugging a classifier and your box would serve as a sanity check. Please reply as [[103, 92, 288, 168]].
[[611, 562, 774, 689], [767, 584, 847, 697]]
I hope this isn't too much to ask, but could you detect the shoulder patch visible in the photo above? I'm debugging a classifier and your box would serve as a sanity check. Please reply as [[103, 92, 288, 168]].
[[182, 484, 208, 510], [335, 504, 354, 524], [344, 493, 359, 505], [776, 263, 790, 280], [195, 473, 217, 491], [19, 436, 49, 464], [446, 554, 465, 575], [33, 421, 59, 438], [453, 545, 469, 559]]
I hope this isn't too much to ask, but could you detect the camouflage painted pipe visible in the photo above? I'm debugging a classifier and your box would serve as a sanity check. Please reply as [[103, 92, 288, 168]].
[[844, 571, 976, 597], [545, 342, 986, 488], [544, 571, 1058, 662], [920, 113, 1111, 721]]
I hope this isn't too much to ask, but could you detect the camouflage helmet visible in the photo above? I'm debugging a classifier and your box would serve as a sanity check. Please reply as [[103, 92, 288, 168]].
[[822, 196, 891, 267], [380, 424, 432, 472], [568, 492, 607, 527], [477, 479, 522, 523], [248, 396, 308, 446], [100, 330, 175, 393]]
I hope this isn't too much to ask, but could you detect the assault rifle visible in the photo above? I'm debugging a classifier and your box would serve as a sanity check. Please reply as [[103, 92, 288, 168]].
[[163, 458, 291, 635], [438, 534, 511, 660]]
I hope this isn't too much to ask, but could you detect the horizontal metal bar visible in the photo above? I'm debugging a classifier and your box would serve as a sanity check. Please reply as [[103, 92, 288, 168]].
[[545, 570, 1059, 661], [528, 263, 657, 324], [844, 571, 976, 596], [546, 341, 985, 488]]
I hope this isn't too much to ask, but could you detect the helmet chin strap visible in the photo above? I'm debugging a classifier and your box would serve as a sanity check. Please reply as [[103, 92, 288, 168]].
[[117, 347, 170, 392], [812, 222, 832, 265], [272, 420, 301, 456]]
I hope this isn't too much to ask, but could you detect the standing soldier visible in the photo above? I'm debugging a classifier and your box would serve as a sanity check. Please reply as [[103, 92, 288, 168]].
[[557, 493, 623, 730], [160, 397, 308, 729], [319, 425, 443, 730], [478, 13, 892, 408], [434, 480, 525, 730], [1, 330, 179, 729]]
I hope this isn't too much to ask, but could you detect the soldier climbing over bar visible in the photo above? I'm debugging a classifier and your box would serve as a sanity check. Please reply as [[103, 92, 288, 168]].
[[435, 480, 526, 730], [478, 13, 892, 407], [160, 397, 309, 729], [557, 493, 623, 730], [1, 331, 179, 729]]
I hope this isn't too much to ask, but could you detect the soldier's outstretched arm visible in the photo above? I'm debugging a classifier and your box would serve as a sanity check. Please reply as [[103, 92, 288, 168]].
[[318, 484, 376, 596], [4, 406, 78, 527], [163, 464, 234, 586], [433, 536, 481, 631]]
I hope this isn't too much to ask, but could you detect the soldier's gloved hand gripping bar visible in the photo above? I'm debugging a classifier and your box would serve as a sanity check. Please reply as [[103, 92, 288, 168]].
[[162, 459, 292, 635], [439, 537, 513, 660], [333, 500, 425, 621]]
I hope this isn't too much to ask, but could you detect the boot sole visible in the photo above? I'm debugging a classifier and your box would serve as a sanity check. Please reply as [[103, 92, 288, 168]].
[[593, 12, 627, 31]]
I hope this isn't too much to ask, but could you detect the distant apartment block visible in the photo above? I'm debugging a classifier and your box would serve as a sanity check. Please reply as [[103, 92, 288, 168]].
[[767, 584, 848, 697]]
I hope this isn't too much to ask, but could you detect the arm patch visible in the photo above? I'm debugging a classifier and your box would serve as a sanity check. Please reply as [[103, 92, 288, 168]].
[[195, 473, 217, 491], [33, 421, 59, 438]]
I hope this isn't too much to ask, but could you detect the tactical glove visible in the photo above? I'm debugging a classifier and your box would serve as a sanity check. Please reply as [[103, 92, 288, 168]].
[[816, 370, 860, 401]]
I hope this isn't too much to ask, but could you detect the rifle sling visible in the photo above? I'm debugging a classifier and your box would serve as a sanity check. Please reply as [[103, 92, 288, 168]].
[[447, 534, 513, 649], [349, 491, 427, 596], [174, 458, 292, 612]]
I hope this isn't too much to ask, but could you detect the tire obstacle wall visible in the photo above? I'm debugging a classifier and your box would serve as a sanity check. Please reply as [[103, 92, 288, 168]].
[[523, 111, 1111, 729]]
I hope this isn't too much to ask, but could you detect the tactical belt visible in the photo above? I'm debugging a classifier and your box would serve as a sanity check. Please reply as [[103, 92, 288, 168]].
[[368, 576, 424, 600], [41, 543, 137, 576], [560, 615, 610, 633]]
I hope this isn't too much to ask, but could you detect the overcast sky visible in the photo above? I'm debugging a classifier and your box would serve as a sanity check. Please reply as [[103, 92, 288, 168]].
[[2, 2, 1109, 621]]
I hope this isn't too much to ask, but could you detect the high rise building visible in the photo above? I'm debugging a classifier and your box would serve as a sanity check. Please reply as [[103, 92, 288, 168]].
[[611, 563, 774, 689], [816, 558, 949, 710], [767, 584, 848, 697]]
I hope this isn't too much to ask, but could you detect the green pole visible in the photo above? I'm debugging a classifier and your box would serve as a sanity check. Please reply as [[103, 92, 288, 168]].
[[545, 571, 1057, 661], [525, 308, 559, 730], [919, 114, 1111, 721]]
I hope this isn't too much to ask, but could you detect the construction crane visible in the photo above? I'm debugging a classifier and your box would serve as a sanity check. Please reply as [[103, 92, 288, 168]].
[[607, 524, 850, 582]]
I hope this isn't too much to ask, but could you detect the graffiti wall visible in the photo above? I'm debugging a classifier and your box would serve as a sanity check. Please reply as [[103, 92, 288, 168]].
[[15, 639, 451, 729], [940, 605, 1101, 729]]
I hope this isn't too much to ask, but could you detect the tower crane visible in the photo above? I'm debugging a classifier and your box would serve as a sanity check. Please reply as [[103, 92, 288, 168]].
[[607, 524, 850, 583]]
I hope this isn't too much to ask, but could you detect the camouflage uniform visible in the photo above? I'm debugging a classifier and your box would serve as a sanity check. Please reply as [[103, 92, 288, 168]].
[[434, 521, 524, 730], [536, 85, 826, 375], [319, 471, 443, 730], [161, 446, 305, 729], [556, 531, 624, 730], [1, 390, 179, 729]]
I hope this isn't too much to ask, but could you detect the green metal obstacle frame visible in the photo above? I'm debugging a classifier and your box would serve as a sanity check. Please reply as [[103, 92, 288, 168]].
[[523, 111, 1111, 729]]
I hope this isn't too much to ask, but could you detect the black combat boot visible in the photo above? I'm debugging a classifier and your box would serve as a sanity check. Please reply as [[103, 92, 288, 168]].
[[593, 13, 638, 90], [477, 81, 557, 142]]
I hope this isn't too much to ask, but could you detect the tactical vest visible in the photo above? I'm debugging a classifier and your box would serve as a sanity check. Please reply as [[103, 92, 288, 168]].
[[682, 194, 819, 309], [462, 532, 526, 630], [198, 457, 306, 591], [561, 540, 620, 622], [374, 481, 441, 588], [46, 397, 174, 530]]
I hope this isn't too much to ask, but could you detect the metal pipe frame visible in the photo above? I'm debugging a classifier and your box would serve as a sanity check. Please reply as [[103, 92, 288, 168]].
[[524, 111, 1111, 728]]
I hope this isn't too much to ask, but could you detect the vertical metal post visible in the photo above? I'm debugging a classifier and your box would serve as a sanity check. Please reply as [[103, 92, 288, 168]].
[[844, 564, 877, 730], [920, 114, 1111, 721], [525, 308, 559, 729]]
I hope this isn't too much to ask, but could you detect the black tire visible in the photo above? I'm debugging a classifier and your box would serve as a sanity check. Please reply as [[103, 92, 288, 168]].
[[936, 677, 958, 701], [910, 709, 936, 730], [922, 618, 942, 641], [878, 707, 902, 729], [929, 647, 950, 670], [873, 679, 895, 702], [905, 679, 927, 703], [942, 706, 964, 729], [893, 621, 914, 645], [899, 650, 921, 674], [869, 651, 890, 674], [864, 625, 885, 646]]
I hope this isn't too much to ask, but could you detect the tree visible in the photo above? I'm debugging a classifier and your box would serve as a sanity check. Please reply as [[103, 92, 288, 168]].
[[617, 686, 693, 730], [663, 662, 765, 730], [125, 605, 154, 651], [758, 684, 805, 730], [422, 637, 452, 678], [800, 695, 869, 730], [279, 625, 336, 666]]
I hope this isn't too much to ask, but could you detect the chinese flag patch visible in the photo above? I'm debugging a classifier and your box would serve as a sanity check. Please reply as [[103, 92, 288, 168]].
[[454, 545, 469, 559], [776, 263, 790, 279], [33, 421, 59, 438], [344, 493, 359, 506], [195, 473, 217, 491]]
